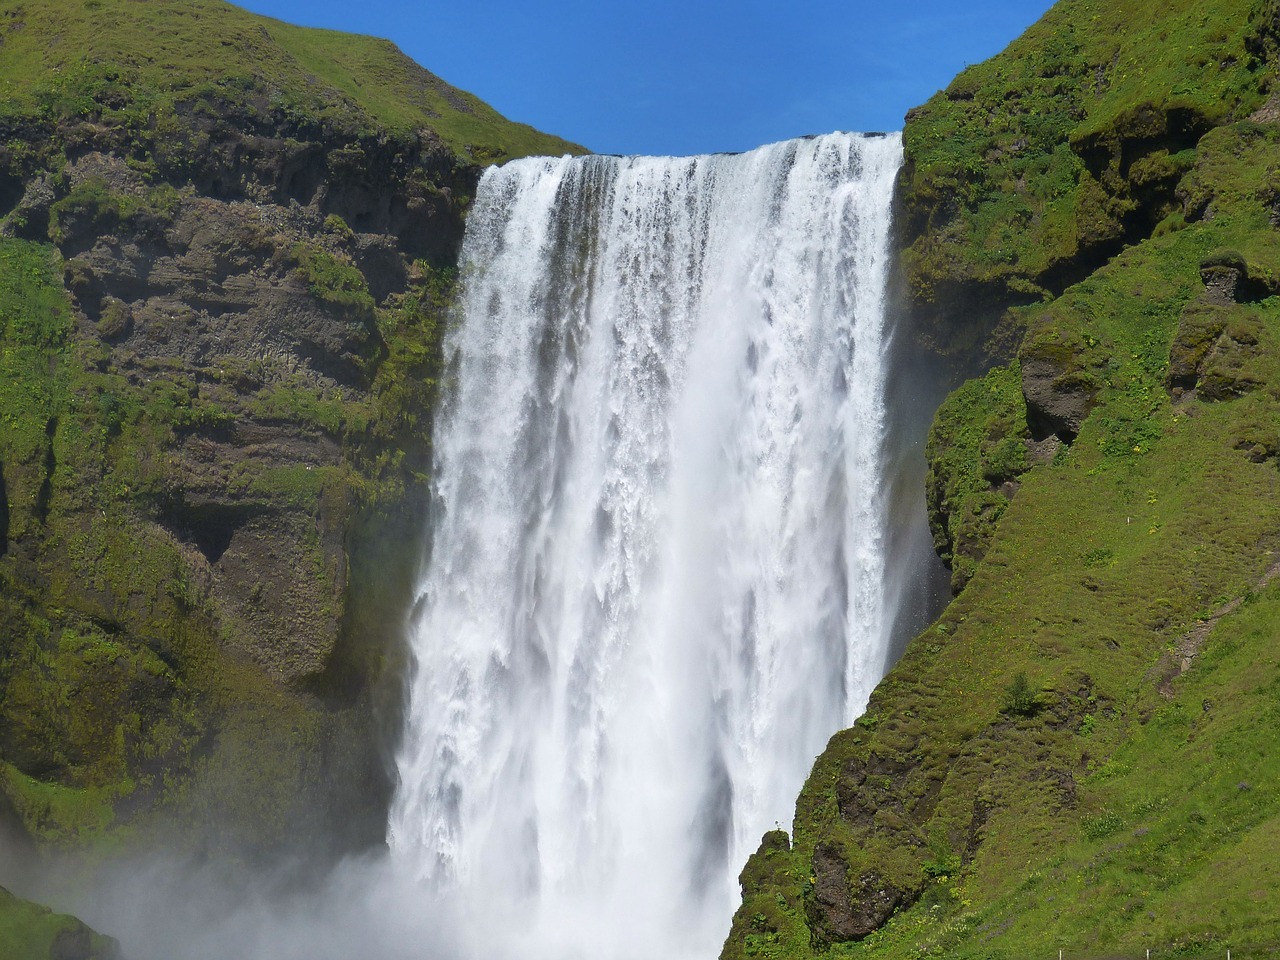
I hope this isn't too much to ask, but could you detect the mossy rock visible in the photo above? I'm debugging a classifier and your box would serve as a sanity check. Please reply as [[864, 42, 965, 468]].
[[1200, 249, 1249, 274], [0, 886, 119, 960], [925, 363, 1030, 593]]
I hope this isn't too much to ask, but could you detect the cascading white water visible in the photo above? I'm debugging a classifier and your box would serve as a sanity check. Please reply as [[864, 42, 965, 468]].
[[389, 132, 904, 960]]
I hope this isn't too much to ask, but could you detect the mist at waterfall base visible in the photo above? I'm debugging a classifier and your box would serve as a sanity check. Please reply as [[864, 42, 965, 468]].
[[2, 131, 946, 960]]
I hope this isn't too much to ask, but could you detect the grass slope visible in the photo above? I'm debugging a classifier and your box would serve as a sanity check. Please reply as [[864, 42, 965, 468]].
[[0, 885, 117, 960], [0, 0, 580, 162]]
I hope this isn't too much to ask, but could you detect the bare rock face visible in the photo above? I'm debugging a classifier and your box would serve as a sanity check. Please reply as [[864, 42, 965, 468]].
[[1019, 355, 1101, 442], [807, 844, 909, 943], [48, 153, 383, 388], [1200, 259, 1244, 303], [808, 843, 859, 940], [170, 423, 349, 669]]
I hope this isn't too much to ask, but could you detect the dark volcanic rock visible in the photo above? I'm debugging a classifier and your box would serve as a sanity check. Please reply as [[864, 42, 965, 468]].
[[808, 844, 910, 943], [1020, 357, 1101, 442]]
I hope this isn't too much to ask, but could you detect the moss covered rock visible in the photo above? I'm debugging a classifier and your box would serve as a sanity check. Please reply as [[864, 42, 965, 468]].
[[0, 886, 118, 960], [895, 0, 1276, 362]]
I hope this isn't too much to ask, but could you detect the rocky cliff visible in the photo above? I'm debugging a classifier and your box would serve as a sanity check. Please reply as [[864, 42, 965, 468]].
[[723, 0, 1280, 956], [0, 0, 578, 896]]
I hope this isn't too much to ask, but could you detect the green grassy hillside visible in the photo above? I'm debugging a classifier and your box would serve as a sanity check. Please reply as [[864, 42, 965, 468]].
[[0, 886, 117, 960], [896, 0, 1274, 358], [723, 0, 1280, 957], [0, 0, 580, 162]]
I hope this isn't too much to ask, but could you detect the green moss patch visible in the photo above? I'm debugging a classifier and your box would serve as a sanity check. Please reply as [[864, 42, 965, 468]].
[[0, 885, 118, 960], [925, 363, 1030, 591]]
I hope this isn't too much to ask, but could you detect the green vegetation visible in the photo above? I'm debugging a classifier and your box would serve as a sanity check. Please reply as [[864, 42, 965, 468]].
[[358, 262, 454, 501], [898, 0, 1275, 355], [728, 263, 1280, 953], [290, 243, 376, 321], [0, 0, 580, 162], [0, 237, 211, 845], [0, 239, 68, 541], [723, 0, 1280, 957], [45, 178, 182, 246], [1000, 671, 1039, 717], [0, 886, 117, 960], [925, 363, 1030, 592]]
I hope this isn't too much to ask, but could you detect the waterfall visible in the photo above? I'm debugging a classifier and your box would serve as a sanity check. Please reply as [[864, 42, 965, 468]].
[[388, 132, 905, 959]]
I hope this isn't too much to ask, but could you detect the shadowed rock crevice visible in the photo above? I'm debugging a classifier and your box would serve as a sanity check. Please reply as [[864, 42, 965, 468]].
[[0, 168, 22, 221], [157, 501, 265, 565]]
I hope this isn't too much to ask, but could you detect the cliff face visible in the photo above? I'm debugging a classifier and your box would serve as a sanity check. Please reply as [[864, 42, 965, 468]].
[[723, 1, 1280, 956], [0, 0, 579, 874]]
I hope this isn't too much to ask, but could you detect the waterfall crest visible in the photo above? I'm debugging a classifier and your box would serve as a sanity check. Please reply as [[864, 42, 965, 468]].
[[389, 132, 904, 959]]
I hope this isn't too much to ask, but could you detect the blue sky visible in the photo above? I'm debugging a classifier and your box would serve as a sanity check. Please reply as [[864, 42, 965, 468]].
[[237, 0, 1054, 156]]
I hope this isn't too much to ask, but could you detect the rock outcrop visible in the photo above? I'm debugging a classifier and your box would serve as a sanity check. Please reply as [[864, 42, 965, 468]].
[[1167, 252, 1272, 402]]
